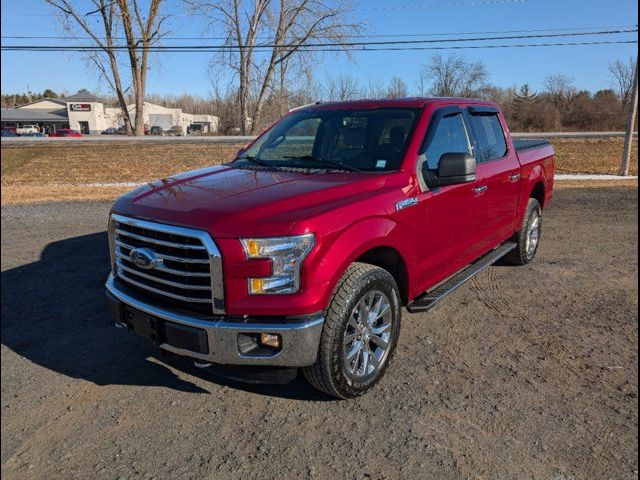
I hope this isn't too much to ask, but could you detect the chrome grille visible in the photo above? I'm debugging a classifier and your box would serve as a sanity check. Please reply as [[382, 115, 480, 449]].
[[109, 214, 224, 315]]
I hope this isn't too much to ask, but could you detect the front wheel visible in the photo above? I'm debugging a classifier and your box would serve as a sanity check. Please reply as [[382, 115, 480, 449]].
[[505, 198, 542, 266], [302, 263, 401, 399]]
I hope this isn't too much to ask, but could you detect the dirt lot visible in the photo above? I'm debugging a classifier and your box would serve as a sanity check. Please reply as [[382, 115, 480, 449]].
[[1, 187, 637, 479], [1, 137, 638, 204]]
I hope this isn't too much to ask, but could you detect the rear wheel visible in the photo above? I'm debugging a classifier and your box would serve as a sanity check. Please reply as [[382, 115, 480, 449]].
[[506, 198, 542, 265], [302, 263, 401, 399]]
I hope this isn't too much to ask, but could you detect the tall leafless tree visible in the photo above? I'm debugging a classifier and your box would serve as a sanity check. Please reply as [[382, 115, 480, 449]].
[[543, 74, 576, 109], [424, 53, 488, 97], [45, 0, 168, 135], [609, 56, 637, 108], [186, 0, 362, 134]]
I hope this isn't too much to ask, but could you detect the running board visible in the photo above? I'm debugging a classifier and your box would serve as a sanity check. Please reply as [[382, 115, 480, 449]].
[[406, 242, 517, 313]]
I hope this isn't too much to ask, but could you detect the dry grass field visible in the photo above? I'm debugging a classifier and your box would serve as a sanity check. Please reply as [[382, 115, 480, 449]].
[[1, 137, 637, 204]]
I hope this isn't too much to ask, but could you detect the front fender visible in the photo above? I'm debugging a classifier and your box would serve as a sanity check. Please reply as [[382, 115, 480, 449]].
[[309, 216, 411, 307]]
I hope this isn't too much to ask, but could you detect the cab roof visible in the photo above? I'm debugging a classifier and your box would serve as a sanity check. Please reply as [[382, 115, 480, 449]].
[[302, 97, 498, 111]]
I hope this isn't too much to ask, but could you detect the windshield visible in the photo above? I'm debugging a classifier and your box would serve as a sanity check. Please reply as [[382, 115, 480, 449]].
[[237, 107, 421, 172]]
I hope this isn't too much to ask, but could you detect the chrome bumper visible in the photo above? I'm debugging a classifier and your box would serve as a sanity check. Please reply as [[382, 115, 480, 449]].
[[106, 274, 324, 367]]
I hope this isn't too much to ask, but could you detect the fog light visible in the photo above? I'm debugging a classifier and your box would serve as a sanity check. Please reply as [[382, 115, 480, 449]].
[[259, 333, 281, 349]]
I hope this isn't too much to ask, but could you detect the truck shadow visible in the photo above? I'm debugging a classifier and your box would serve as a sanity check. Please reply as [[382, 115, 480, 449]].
[[0, 232, 330, 401]]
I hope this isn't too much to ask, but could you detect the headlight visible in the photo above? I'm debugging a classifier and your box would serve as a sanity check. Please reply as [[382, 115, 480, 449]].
[[240, 234, 314, 294]]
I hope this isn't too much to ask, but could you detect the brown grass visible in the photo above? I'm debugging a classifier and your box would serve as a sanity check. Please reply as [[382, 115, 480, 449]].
[[1, 143, 244, 186], [1, 185, 132, 205], [1, 138, 637, 205], [555, 179, 638, 189], [552, 137, 638, 175]]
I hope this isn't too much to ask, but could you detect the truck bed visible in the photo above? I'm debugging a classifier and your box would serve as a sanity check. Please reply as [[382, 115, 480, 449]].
[[513, 139, 551, 152]]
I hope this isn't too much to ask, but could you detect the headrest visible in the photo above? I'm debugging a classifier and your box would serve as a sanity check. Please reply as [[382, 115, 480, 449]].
[[390, 126, 405, 147], [343, 127, 365, 146]]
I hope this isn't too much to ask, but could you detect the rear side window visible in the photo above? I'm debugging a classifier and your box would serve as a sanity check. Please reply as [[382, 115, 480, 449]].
[[469, 114, 507, 161], [425, 113, 472, 170]]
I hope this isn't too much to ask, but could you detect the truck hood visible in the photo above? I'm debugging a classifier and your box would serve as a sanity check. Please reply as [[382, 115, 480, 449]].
[[112, 165, 387, 237]]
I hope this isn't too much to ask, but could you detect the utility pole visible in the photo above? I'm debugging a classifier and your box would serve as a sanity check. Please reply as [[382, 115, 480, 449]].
[[621, 58, 638, 176]]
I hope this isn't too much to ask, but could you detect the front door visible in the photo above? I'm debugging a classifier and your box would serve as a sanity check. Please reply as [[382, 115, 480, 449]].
[[78, 121, 90, 134], [412, 106, 488, 293]]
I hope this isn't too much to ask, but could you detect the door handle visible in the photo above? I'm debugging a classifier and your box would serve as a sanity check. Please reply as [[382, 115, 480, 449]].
[[509, 173, 521, 182], [472, 185, 488, 194]]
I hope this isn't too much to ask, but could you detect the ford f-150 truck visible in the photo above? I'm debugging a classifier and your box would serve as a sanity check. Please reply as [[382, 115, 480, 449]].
[[106, 97, 555, 398]]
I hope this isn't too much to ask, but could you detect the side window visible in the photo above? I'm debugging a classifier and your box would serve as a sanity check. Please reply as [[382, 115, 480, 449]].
[[469, 114, 507, 161], [425, 113, 472, 170]]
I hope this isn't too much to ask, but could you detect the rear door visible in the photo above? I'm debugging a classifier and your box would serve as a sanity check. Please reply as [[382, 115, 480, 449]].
[[466, 107, 521, 247]]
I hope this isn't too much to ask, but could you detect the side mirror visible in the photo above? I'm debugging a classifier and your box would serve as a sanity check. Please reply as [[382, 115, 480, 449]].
[[422, 152, 476, 188]]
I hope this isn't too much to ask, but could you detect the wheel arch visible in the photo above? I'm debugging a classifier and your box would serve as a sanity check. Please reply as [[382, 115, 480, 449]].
[[355, 246, 410, 305], [530, 180, 546, 208]]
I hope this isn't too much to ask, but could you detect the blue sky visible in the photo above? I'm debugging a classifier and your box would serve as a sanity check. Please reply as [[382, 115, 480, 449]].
[[1, 0, 638, 97]]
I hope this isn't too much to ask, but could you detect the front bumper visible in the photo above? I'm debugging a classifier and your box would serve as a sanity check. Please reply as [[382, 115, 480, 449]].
[[105, 274, 324, 367]]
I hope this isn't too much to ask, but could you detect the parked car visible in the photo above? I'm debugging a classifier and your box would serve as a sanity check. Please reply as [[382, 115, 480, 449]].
[[19, 132, 46, 137], [1, 129, 18, 137], [105, 97, 556, 398], [49, 129, 82, 137], [15, 124, 40, 135], [101, 128, 117, 135], [149, 126, 164, 136], [165, 125, 184, 136]]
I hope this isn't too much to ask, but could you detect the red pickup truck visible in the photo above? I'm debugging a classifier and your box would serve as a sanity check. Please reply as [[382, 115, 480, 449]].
[[106, 97, 555, 398]]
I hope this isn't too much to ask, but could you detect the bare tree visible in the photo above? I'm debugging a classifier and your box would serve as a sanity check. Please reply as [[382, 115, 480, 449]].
[[385, 76, 408, 98], [186, 0, 362, 134], [544, 74, 576, 109], [366, 79, 386, 99], [424, 53, 488, 97], [45, 0, 168, 135], [117, 0, 167, 135], [325, 74, 361, 101], [416, 71, 430, 96], [609, 56, 637, 108]]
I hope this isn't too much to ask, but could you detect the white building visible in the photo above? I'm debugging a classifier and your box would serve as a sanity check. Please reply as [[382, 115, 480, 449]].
[[1, 90, 219, 135], [125, 101, 219, 135]]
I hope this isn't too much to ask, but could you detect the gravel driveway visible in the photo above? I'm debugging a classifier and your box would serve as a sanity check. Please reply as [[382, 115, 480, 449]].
[[1, 188, 638, 480]]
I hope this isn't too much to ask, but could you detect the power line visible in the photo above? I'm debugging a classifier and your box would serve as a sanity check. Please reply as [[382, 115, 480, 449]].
[[2, 40, 636, 53], [330, 40, 639, 52], [2, 24, 636, 41], [1, 28, 636, 52]]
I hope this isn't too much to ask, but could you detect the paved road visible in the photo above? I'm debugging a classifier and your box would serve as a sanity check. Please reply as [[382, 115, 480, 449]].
[[2, 131, 637, 147], [1, 188, 638, 479]]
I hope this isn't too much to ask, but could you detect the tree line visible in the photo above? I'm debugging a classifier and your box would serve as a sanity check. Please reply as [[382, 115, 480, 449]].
[[2, 52, 635, 134]]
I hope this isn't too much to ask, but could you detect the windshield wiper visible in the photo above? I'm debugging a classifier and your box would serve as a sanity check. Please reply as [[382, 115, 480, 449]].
[[283, 155, 363, 173], [234, 155, 272, 168]]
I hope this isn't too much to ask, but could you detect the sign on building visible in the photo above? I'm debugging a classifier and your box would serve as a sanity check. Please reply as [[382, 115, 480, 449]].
[[69, 104, 92, 112]]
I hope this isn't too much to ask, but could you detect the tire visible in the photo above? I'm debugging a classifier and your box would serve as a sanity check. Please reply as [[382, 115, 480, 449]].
[[302, 262, 402, 399], [505, 198, 542, 266]]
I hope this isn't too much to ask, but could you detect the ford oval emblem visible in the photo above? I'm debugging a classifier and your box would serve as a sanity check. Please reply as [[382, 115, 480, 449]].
[[129, 248, 157, 270]]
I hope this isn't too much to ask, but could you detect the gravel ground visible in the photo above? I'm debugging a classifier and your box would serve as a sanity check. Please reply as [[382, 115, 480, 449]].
[[1, 188, 638, 480]]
